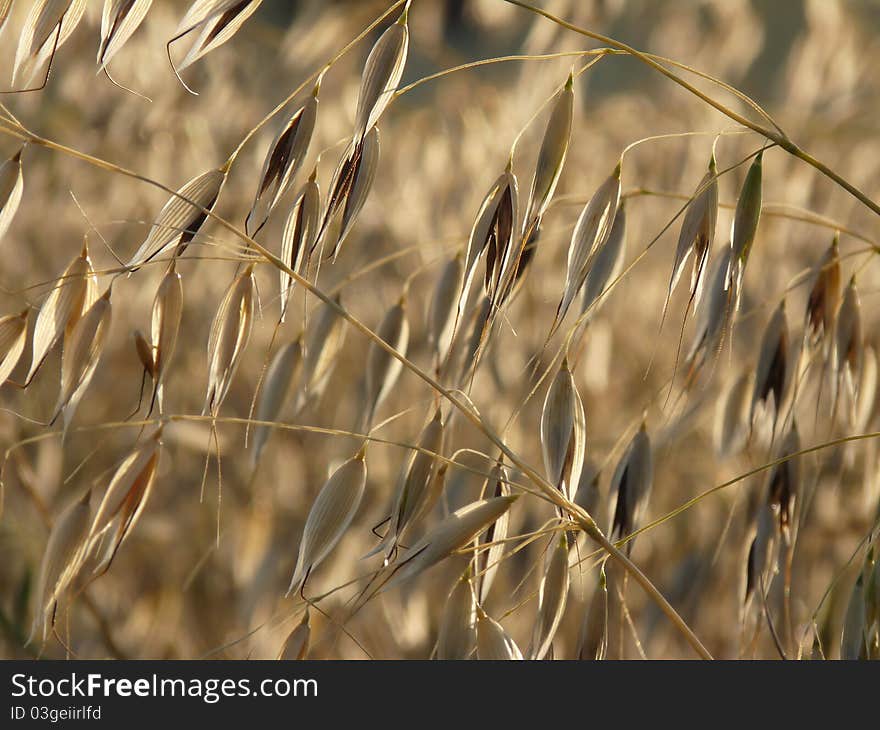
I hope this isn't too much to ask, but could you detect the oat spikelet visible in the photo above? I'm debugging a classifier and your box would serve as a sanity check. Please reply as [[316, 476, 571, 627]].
[[728, 150, 763, 292], [766, 424, 800, 539], [12, 0, 87, 86], [361, 297, 409, 430], [98, 0, 153, 70], [318, 126, 380, 262], [668, 155, 717, 308], [458, 171, 508, 325], [127, 166, 227, 270], [149, 262, 183, 413], [476, 607, 523, 660], [436, 571, 477, 660], [54, 288, 113, 434], [0, 148, 24, 244], [286, 450, 367, 597], [685, 244, 739, 385], [279, 175, 320, 322], [749, 300, 788, 438], [540, 359, 586, 502], [366, 409, 443, 563], [609, 423, 653, 554], [173, 0, 263, 72], [581, 202, 626, 321], [251, 339, 302, 469], [278, 610, 310, 660], [474, 462, 510, 604], [577, 568, 608, 660], [804, 235, 841, 347], [87, 427, 162, 571], [295, 295, 347, 412], [0, 309, 28, 385], [353, 5, 409, 140], [27, 242, 92, 384], [204, 266, 256, 416], [526, 74, 573, 227], [529, 533, 570, 660], [834, 276, 862, 422], [552, 165, 621, 336], [29, 491, 91, 646], [247, 89, 319, 237], [386, 494, 518, 589]]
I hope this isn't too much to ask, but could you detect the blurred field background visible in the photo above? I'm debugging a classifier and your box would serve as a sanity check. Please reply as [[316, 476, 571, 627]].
[[1, 0, 879, 660]]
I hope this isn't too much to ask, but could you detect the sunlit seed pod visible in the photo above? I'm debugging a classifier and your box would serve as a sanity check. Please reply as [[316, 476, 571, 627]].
[[150, 262, 184, 412], [251, 339, 303, 469], [247, 92, 319, 237], [804, 235, 840, 346], [29, 490, 91, 646], [485, 169, 519, 307], [28, 243, 92, 383], [295, 295, 347, 412], [287, 450, 367, 597], [361, 297, 409, 430], [728, 150, 763, 290], [173, 0, 263, 72], [386, 495, 519, 590], [0, 309, 28, 385], [744, 501, 778, 608], [13, 0, 87, 86], [853, 345, 877, 432], [436, 572, 477, 660], [529, 533, 570, 660], [714, 369, 753, 459], [89, 427, 162, 543], [766, 424, 800, 537], [476, 606, 523, 660], [54, 288, 113, 434], [475, 462, 510, 604], [581, 201, 626, 320], [318, 127, 380, 262], [526, 74, 573, 229], [127, 166, 227, 270], [453, 294, 492, 388], [685, 244, 738, 384], [279, 176, 320, 322], [204, 266, 256, 416], [577, 568, 608, 660], [353, 6, 409, 140], [540, 359, 586, 502], [552, 166, 621, 336], [609, 423, 653, 554], [668, 155, 717, 308], [87, 429, 162, 573], [369, 409, 444, 562], [834, 277, 862, 419], [427, 252, 463, 367], [98, 0, 153, 69], [841, 575, 867, 660], [278, 610, 310, 660], [0, 148, 24, 244], [458, 171, 508, 325], [750, 300, 789, 436]]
